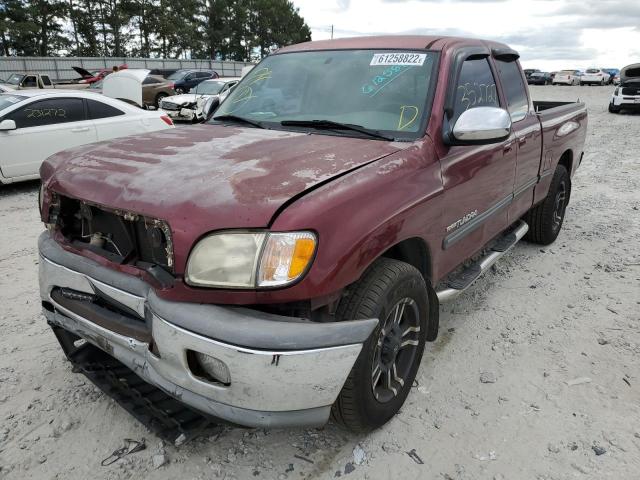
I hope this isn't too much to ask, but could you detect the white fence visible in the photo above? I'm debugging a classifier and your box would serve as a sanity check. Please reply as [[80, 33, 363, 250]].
[[0, 57, 254, 81]]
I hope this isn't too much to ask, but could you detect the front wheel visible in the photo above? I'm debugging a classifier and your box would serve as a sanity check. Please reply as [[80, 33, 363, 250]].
[[331, 258, 429, 432], [523, 165, 570, 245], [155, 93, 168, 108], [608, 103, 621, 113]]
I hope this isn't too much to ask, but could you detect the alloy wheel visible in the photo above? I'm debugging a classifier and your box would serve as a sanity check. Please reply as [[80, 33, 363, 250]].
[[371, 297, 421, 403], [552, 180, 567, 232]]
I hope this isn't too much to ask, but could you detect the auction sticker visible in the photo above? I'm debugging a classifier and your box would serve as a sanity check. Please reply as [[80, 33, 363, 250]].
[[370, 53, 427, 66]]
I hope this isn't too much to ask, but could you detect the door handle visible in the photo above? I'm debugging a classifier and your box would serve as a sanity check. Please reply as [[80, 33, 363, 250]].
[[503, 142, 514, 154], [518, 136, 527, 146], [71, 127, 90, 133]]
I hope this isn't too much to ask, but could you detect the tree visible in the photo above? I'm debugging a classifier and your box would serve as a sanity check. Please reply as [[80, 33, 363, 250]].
[[0, 0, 312, 59]]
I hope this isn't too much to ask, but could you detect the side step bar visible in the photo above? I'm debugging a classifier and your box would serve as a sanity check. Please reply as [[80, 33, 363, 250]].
[[436, 220, 529, 303]]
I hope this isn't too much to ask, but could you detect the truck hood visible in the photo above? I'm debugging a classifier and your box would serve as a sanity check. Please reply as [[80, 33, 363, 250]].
[[164, 93, 216, 105], [43, 124, 405, 237]]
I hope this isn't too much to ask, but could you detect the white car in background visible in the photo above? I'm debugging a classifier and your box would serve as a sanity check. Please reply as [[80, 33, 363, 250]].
[[580, 68, 610, 86], [160, 77, 240, 122], [552, 70, 581, 85], [609, 63, 640, 113], [0, 90, 174, 184]]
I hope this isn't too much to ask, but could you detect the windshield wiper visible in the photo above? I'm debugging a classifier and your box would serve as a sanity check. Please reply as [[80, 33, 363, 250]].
[[280, 119, 395, 141], [212, 114, 266, 129]]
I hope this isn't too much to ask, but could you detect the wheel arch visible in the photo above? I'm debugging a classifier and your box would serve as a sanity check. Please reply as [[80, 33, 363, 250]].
[[557, 149, 573, 176], [379, 237, 438, 341]]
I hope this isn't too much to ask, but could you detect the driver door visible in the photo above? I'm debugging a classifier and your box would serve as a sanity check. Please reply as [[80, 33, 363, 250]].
[[437, 56, 517, 272]]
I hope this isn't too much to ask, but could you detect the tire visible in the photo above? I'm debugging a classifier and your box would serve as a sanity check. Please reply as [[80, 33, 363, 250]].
[[580, 82, 584, 86], [331, 258, 429, 432], [175, 87, 186, 94], [155, 93, 168, 108], [523, 165, 570, 245], [608, 103, 620, 113]]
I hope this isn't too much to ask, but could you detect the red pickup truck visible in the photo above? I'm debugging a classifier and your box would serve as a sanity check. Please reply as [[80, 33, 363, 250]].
[[38, 36, 587, 434]]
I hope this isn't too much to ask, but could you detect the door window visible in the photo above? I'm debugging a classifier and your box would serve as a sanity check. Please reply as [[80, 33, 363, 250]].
[[86, 99, 125, 120], [452, 58, 499, 124], [41, 76, 53, 87], [6, 98, 85, 128], [22, 76, 37, 88], [495, 59, 529, 121]]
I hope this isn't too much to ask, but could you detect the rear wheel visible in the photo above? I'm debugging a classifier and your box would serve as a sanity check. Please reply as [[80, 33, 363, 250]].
[[523, 165, 570, 245], [331, 258, 429, 432]]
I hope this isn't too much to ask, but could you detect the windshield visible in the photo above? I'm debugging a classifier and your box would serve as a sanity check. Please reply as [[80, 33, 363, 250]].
[[167, 71, 187, 81], [213, 49, 438, 138], [196, 80, 226, 95], [586, 69, 599, 74], [0, 94, 26, 112], [6, 74, 23, 85]]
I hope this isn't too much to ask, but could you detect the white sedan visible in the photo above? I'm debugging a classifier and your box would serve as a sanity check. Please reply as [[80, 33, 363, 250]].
[[552, 70, 581, 85], [0, 90, 174, 184], [580, 68, 610, 86]]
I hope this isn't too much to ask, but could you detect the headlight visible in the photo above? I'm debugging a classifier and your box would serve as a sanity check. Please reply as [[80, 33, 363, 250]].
[[186, 231, 317, 289]]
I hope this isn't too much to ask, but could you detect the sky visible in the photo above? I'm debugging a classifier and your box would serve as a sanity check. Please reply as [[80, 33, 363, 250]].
[[292, 0, 640, 72]]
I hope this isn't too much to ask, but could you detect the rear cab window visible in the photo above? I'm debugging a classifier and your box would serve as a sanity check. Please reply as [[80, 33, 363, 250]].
[[6, 98, 85, 128], [494, 59, 529, 121]]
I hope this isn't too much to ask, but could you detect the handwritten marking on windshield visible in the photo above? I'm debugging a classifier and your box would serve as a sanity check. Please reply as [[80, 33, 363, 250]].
[[397, 105, 419, 130], [219, 68, 271, 115], [362, 65, 412, 98]]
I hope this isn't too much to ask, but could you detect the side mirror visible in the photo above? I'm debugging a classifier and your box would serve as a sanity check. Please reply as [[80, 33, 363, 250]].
[[0, 119, 16, 131], [451, 107, 511, 144]]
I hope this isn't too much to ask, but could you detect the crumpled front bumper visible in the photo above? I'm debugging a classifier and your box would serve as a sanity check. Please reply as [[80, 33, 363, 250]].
[[38, 232, 377, 428]]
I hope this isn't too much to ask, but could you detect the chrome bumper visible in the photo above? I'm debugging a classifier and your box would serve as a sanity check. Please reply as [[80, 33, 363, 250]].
[[38, 232, 376, 428]]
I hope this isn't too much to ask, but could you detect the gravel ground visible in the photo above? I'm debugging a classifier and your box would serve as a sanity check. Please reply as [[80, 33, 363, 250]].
[[0, 85, 638, 480]]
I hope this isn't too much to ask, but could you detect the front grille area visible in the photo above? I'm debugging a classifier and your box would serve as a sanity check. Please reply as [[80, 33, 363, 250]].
[[161, 101, 179, 111], [621, 86, 640, 96], [53, 195, 174, 273]]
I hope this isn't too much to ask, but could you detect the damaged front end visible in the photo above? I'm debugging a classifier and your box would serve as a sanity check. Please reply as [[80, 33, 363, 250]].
[[46, 193, 175, 286], [38, 208, 377, 429]]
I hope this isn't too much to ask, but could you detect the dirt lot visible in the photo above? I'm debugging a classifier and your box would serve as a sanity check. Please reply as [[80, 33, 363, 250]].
[[0, 85, 638, 480]]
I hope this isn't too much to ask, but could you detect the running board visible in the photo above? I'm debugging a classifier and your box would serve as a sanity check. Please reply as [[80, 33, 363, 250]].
[[436, 220, 529, 303]]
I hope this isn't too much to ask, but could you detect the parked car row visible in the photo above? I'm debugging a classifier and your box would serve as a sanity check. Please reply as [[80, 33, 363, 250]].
[[525, 68, 621, 86]]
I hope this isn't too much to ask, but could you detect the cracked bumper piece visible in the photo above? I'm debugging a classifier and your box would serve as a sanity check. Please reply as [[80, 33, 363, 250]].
[[38, 232, 377, 428]]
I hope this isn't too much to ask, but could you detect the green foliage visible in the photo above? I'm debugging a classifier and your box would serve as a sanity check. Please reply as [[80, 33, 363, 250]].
[[0, 0, 312, 60]]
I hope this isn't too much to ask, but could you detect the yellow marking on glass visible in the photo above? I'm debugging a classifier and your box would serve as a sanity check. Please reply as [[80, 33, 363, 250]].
[[397, 105, 419, 130]]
